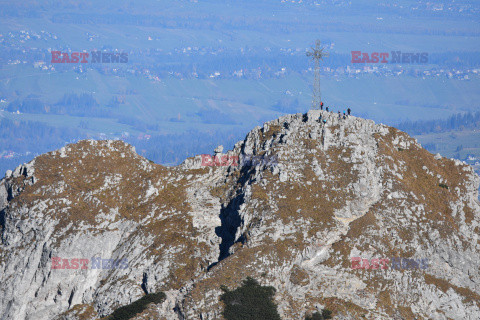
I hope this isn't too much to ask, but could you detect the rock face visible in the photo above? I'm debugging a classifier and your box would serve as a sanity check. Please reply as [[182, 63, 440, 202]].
[[0, 110, 479, 320]]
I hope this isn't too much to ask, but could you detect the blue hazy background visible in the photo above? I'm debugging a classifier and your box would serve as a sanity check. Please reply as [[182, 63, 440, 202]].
[[0, 0, 479, 175]]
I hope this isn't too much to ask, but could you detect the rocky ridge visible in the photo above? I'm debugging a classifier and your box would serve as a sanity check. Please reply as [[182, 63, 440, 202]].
[[0, 110, 479, 319]]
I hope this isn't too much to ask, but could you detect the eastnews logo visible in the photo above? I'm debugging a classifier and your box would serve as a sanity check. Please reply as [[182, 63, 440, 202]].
[[351, 257, 429, 270], [351, 51, 428, 64], [51, 257, 128, 270], [51, 51, 128, 63], [201, 155, 239, 167], [201, 154, 278, 167]]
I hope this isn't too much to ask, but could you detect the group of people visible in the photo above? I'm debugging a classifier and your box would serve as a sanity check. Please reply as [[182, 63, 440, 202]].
[[318, 101, 351, 124]]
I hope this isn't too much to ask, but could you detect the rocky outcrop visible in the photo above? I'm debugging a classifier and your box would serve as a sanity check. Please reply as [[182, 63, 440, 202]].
[[0, 111, 479, 320]]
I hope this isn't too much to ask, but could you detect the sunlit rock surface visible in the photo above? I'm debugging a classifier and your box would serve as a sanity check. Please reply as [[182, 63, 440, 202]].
[[1, 110, 479, 320]]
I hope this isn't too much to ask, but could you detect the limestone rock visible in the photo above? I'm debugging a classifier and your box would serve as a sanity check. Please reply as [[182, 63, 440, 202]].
[[0, 113, 479, 320]]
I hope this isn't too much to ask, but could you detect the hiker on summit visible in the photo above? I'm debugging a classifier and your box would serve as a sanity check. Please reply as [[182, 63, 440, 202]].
[[326, 106, 329, 112], [320, 102, 324, 110], [347, 108, 351, 115], [338, 111, 341, 119]]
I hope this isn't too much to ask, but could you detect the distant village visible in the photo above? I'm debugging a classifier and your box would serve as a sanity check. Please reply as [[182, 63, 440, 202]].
[[1, 29, 478, 84]]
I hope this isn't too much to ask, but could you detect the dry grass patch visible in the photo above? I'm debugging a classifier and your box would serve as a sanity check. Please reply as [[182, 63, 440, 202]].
[[463, 202, 476, 225], [424, 274, 480, 308], [346, 210, 377, 239], [60, 303, 98, 320], [261, 124, 282, 142], [289, 265, 310, 286], [374, 129, 468, 240]]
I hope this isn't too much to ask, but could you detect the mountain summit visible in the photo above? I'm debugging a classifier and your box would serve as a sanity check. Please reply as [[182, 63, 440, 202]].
[[1, 110, 479, 319]]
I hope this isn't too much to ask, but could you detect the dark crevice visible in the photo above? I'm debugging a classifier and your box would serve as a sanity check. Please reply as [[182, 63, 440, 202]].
[[208, 164, 256, 271], [206, 261, 218, 271], [67, 289, 75, 309], [0, 209, 5, 233], [6, 183, 14, 202], [302, 113, 309, 122], [174, 303, 185, 320], [237, 232, 247, 245], [141, 272, 148, 295], [215, 191, 245, 262]]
